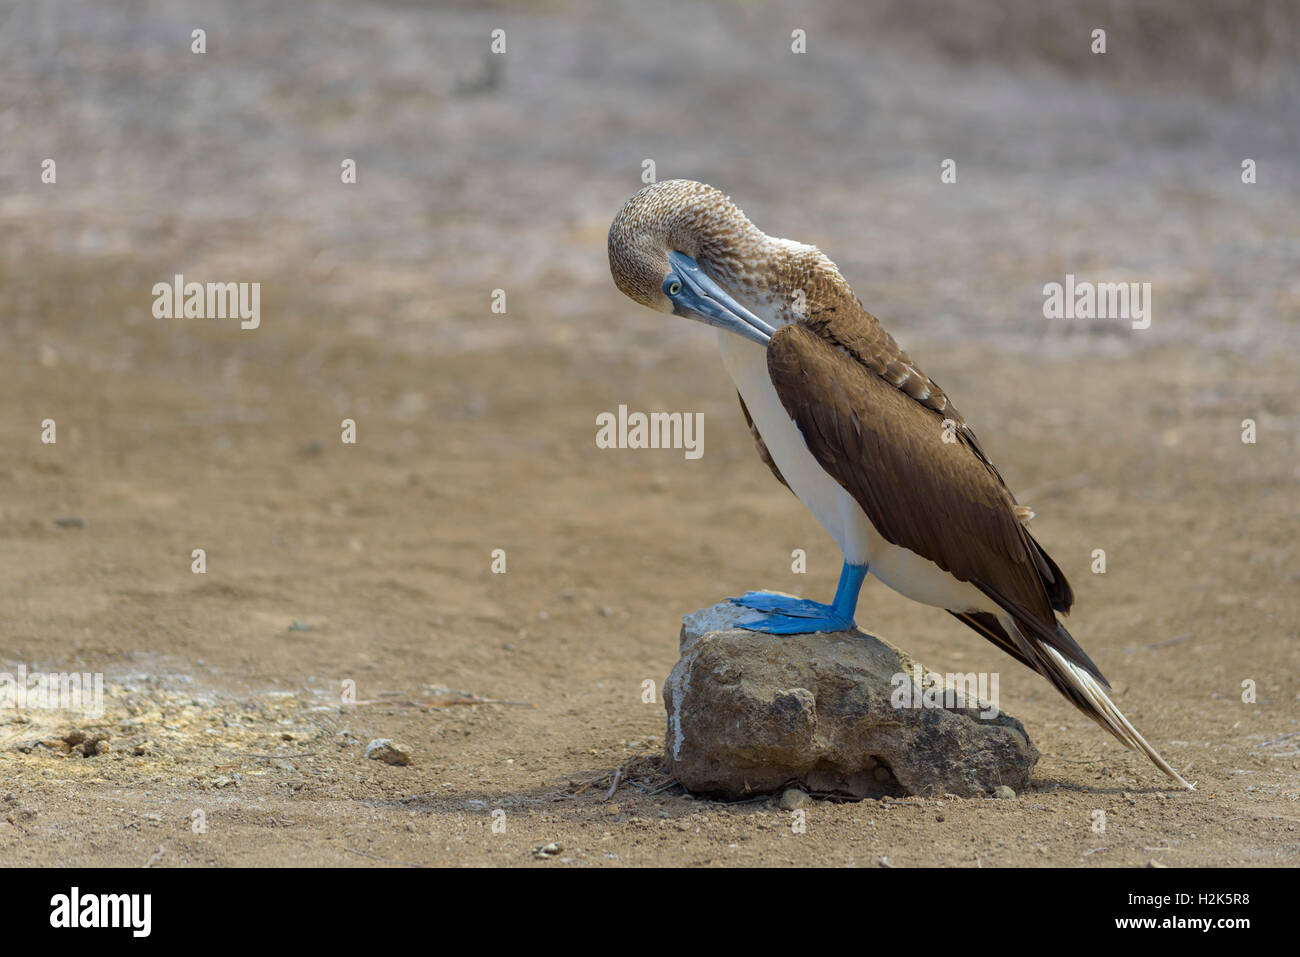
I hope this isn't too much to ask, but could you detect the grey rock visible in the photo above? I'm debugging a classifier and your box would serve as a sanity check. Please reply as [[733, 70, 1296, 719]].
[[364, 738, 412, 766], [779, 787, 810, 810], [664, 601, 1039, 799]]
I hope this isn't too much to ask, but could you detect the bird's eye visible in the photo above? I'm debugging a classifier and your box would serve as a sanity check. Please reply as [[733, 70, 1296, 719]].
[[664, 278, 682, 297]]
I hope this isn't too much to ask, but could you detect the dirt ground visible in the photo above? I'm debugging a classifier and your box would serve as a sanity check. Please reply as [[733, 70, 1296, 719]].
[[1, 0, 1297, 867]]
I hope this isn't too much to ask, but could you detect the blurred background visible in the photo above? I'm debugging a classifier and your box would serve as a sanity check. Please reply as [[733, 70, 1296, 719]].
[[3, 0, 1297, 359]]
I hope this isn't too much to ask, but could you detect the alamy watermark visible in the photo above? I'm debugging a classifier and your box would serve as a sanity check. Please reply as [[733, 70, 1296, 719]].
[[595, 404, 703, 460], [152, 274, 260, 329], [1043, 274, 1151, 330], [50, 887, 150, 937], [0, 665, 104, 719], [890, 664, 1000, 719]]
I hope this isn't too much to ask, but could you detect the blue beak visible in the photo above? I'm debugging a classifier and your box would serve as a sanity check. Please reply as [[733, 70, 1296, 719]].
[[664, 251, 776, 346]]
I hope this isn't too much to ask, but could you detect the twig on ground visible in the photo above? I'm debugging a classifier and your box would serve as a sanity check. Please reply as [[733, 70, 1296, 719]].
[[343, 847, 424, 867], [602, 767, 623, 801], [1121, 634, 1191, 653]]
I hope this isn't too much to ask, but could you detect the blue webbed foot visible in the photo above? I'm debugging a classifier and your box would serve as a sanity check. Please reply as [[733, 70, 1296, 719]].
[[733, 607, 856, 634], [726, 562, 869, 636], [730, 591, 831, 617]]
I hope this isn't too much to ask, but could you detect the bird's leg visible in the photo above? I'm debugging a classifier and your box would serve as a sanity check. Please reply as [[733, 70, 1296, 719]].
[[730, 562, 868, 634]]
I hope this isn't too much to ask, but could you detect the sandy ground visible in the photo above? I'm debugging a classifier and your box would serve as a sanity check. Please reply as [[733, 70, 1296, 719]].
[[1, 0, 1298, 867]]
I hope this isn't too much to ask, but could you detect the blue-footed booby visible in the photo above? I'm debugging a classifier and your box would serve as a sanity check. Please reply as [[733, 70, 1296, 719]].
[[608, 179, 1192, 790]]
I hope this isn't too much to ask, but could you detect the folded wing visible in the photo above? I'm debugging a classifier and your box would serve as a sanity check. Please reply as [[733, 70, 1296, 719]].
[[765, 320, 1100, 683]]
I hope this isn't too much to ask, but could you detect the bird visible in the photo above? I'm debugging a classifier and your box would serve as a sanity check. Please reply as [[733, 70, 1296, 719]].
[[608, 178, 1193, 790]]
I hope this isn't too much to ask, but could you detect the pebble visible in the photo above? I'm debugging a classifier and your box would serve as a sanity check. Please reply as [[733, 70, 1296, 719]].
[[779, 788, 810, 811], [364, 739, 412, 766]]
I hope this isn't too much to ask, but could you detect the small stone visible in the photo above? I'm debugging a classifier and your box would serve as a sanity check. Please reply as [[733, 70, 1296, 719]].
[[53, 516, 86, 528], [533, 841, 563, 857], [364, 739, 412, 766], [779, 788, 810, 810], [993, 785, 1017, 800]]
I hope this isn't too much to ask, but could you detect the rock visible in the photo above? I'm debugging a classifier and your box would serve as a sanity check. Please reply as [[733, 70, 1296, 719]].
[[779, 787, 810, 810], [664, 601, 1038, 799], [364, 739, 412, 766], [993, 785, 1017, 799]]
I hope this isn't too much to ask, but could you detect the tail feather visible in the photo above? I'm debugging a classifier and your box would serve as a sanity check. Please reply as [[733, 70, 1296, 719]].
[[1032, 632, 1195, 790], [951, 606, 1194, 790], [974, 581, 1106, 685], [956, 611, 1195, 789]]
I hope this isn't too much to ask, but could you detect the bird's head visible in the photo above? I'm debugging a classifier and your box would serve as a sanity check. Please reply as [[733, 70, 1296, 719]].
[[608, 179, 779, 346]]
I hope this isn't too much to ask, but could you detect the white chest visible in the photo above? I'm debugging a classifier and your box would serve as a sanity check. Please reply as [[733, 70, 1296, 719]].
[[716, 331, 880, 565]]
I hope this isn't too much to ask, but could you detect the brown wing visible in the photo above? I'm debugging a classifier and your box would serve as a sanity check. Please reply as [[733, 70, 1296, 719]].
[[766, 321, 1100, 681]]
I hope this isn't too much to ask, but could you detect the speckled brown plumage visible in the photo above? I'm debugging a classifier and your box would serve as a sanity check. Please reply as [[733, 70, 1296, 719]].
[[609, 179, 954, 419]]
